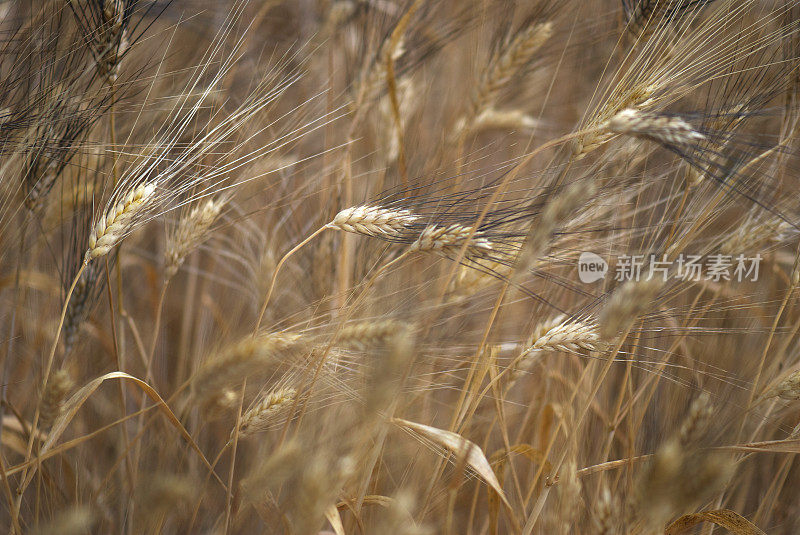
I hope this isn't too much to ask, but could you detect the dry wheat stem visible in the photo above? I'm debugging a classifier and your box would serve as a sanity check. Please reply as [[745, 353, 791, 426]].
[[272, 249, 415, 451], [21, 260, 89, 487], [224, 378, 246, 533], [522, 333, 631, 534], [146, 281, 171, 383], [743, 279, 797, 436], [254, 225, 328, 334], [383, 1, 423, 184]]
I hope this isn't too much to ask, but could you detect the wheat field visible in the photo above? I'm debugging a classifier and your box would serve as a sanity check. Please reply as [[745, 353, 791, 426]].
[[1, 0, 800, 533]]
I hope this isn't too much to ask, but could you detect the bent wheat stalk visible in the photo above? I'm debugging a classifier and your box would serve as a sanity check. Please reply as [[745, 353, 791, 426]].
[[19, 259, 88, 491], [254, 205, 420, 333], [23, 181, 156, 480], [254, 225, 328, 334]]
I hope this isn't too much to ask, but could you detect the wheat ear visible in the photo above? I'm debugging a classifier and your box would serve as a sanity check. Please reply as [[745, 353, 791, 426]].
[[469, 22, 553, 123], [86, 182, 156, 261], [528, 318, 603, 353], [40, 369, 74, 429], [327, 205, 419, 238], [607, 108, 705, 147], [165, 197, 226, 280], [256, 205, 419, 333], [236, 387, 297, 437], [409, 224, 493, 258], [23, 260, 89, 480]]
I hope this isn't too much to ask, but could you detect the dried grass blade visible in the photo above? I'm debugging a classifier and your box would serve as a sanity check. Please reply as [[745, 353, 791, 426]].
[[665, 509, 766, 535], [28, 372, 223, 490], [392, 417, 510, 508], [325, 504, 346, 535], [718, 438, 800, 454]]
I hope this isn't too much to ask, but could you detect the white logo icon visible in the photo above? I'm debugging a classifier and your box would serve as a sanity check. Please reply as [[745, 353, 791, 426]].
[[578, 252, 608, 283]]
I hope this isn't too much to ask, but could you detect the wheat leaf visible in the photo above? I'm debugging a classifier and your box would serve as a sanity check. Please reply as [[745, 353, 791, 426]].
[[29, 371, 223, 490], [665, 509, 766, 535], [392, 417, 510, 508]]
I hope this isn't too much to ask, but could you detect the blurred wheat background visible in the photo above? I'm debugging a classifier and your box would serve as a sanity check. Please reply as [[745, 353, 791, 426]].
[[2, 0, 800, 533]]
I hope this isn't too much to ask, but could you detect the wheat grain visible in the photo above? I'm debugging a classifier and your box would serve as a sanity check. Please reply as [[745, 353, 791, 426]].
[[336, 319, 411, 350], [458, 108, 541, 136], [516, 181, 596, 277], [765, 370, 800, 401], [62, 264, 101, 356], [85, 0, 129, 82], [678, 392, 713, 445], [469, 22, 553, 121], [625, 0, 714, 39], [593, 487, 619, 535]]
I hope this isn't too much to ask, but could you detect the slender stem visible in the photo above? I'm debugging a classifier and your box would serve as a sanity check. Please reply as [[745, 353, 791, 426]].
[[225, 378, 246, 534], [128, 280, 172, 490], [147, 280, 171, 381], [17, 260, 88, 511], [104, 258, 135, 488], [738, 281, 796, 441], [1, 223, 27, 458], [188, 440, 232, 532], [254, 226, 327, 334], [0, 453, 22, 535]]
